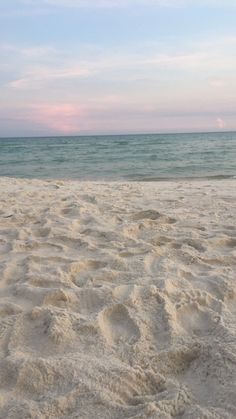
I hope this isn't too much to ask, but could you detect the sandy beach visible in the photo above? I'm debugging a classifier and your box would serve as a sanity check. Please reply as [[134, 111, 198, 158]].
[[0, 177, 236, 418]]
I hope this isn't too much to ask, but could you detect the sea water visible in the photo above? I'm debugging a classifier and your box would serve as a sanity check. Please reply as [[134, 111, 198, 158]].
[[0, 132, 235, 181]]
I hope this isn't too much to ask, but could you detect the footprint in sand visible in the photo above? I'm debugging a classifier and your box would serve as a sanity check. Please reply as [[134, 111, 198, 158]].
[[175, 295, 220, 337], [15, 356, 79, 399], [2, 258, 29, 287], [113, 284, 138, 304], [0, 302, 22, 317], [183, 238, 206, 253], [0, 239, 12, 254], [77, 287, 112, 315], [98, 304, 140, 345], [32, 227, 51, 238], [212, 237, 236, 249], [68, 259, 108, 285], [222, 282, 236, 314], [74, 259, 107, 273], [105, 368, 166, 406], [54, 235, 87, 250], [176, 302, 216, 336], [132, 210, 176, 224], [7, 308, 76, 356], [43, 288, 76, 309], [60, 205, 80, 218]]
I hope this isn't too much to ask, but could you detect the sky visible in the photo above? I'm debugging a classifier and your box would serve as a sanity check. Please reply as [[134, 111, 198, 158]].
[[0, 0, 236, 137]]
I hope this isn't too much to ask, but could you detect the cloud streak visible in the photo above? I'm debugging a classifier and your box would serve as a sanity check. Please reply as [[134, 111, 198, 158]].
[[2, 0, 236, 13], [5, 41, 236, 92], [8, 67, 91, 89], [19, 0, 236, 6]]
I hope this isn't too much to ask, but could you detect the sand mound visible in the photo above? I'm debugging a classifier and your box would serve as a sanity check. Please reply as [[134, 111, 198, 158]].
[[0, 177, 236, 418]]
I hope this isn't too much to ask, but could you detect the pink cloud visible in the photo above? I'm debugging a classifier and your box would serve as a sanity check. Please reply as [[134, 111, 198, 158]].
[[216, 117, 226, 129], [30, 103, 85, 134], [208, 78, 226, 87]]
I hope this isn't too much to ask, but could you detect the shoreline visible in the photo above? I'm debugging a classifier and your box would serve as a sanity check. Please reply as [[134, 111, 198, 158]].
[[0, 177, 236, 418], [0, 174, 235, 183]]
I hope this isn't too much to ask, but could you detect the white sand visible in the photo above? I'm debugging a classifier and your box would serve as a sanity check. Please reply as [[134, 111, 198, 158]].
[[0, 177, 236, 418]]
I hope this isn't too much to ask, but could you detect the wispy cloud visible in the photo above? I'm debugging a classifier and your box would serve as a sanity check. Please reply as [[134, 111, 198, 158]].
[[8, 66, 91, 89], [2, 0, 236, 15], [17, 0, 236, 6], [0, 43, 58, 58], [5, 42, 236, 92]]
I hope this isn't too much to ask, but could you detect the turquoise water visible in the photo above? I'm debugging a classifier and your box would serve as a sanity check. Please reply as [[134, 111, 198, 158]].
[[0, 132, 235, 181]]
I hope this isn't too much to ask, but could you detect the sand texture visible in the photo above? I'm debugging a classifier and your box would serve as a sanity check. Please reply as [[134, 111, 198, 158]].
[[0, 177, 236, 418]]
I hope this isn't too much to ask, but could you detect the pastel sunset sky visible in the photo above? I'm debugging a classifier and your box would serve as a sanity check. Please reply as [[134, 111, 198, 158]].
[[1, 0, 236, 136]]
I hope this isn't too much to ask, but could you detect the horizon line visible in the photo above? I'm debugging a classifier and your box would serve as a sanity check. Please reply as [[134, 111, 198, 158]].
[[0, 129, 235, 140]]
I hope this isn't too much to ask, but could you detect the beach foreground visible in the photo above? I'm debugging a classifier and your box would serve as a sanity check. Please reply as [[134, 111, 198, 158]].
[[0, 178, 236, 418]]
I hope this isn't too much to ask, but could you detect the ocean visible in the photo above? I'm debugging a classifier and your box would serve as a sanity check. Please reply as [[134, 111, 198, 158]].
[[0, 132, 235, 181]]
